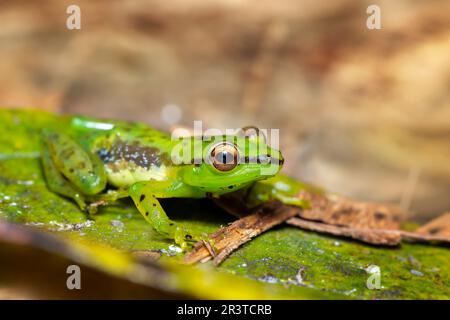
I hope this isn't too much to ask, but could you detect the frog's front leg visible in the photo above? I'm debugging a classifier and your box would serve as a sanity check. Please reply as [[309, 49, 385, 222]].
[[129, 181, 205, 249]]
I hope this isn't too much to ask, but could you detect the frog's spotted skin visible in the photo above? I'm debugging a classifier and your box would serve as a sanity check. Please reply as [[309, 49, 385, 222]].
[[41, 115, 305, 249], [95, 137, 172, 186]]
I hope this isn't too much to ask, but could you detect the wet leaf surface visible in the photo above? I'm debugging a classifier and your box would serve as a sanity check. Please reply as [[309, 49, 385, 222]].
[[0, 109, 449, 299]]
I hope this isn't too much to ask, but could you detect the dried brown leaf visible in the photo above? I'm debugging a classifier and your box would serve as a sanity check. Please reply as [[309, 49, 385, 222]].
[[415, 212, 450, 237], [185, 189, 450, 265], [287, 217, 402, 245], [296, 191, 405, 230]]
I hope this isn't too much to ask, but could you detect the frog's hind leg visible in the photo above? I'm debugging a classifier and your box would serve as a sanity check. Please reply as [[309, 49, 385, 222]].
[[41, 143, 87, 210], [41, 130, 107, 209]]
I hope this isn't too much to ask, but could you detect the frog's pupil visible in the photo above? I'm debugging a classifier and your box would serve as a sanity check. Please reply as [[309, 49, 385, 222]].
[[216, 151, 233, 164]]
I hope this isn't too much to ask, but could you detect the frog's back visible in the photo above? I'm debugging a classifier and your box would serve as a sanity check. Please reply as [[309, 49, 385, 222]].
[[69, 116, 175, 187]]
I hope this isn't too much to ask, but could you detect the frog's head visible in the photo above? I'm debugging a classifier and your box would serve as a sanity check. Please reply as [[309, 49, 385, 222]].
[[180, 127, 284, 194]]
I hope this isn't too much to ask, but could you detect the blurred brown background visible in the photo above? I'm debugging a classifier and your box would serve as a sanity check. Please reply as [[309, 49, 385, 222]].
[[0, 0, 449, 221]]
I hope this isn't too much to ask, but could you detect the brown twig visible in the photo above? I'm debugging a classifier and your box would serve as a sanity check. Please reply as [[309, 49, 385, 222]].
[[183, 201, 298, 265]]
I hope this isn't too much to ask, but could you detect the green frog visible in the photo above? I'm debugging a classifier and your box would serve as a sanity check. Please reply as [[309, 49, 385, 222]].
[[39, 115, 307, 248]]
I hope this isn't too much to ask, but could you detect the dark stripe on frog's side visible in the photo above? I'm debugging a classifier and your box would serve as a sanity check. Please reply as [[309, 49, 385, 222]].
[[96, 138, 172, 170], [189, 155, 284, 165]]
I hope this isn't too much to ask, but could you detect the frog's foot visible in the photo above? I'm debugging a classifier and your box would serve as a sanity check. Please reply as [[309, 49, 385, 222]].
[[129, 181, 211, 250], [273, 193, 310, 209], [86, 189, 130, 214], [174, 226, 209, 251], [86, 200, 108, 215], [72, 194, 87, 211]]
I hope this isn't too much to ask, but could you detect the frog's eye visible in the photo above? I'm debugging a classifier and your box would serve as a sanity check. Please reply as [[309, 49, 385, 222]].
[[237, 126, 266, 143], [210, 143, 239, 172]]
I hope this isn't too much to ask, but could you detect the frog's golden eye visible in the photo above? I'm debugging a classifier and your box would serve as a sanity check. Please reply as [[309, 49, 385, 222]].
[[210, 143, 239, 172], [237, 126, 266, 143]]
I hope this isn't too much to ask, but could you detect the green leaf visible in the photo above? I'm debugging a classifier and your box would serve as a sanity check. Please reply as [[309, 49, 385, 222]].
[[0, 109, 449, 299]]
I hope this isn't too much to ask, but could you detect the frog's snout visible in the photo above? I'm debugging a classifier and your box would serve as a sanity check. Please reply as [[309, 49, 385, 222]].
[[270, 149, 284, 168], [278, 152, 285, 166], [254, 151, 283, 167], [275, 152, 284, 175], [263, 149, 284, 175]]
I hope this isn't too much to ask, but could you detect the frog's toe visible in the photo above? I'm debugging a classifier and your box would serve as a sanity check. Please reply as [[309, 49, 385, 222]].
[[173, 227, 189, 251], [174, 226, 207, 250], [287, 197, 309, 208], [274, 193, 310, 209]]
